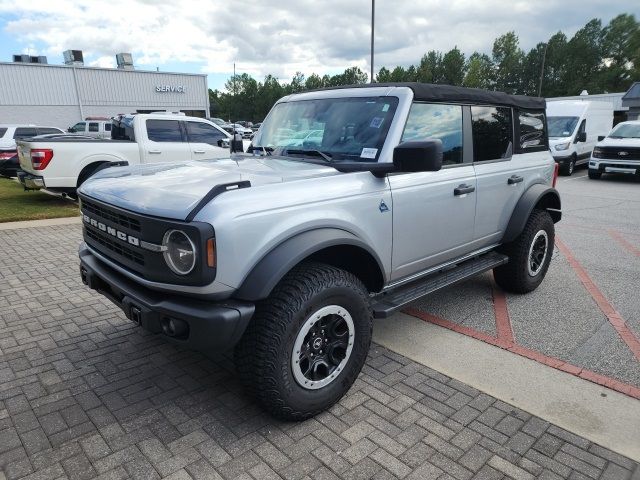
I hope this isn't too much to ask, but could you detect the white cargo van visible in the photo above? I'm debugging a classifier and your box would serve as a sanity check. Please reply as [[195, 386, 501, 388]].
[[546, 100, 613, 175]]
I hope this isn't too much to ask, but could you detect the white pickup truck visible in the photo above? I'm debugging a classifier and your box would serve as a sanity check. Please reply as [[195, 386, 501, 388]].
[[17, 113, 232, 196]]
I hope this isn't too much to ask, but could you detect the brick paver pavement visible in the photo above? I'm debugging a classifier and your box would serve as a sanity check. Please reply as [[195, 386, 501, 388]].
[[0, 224, 638, 480]]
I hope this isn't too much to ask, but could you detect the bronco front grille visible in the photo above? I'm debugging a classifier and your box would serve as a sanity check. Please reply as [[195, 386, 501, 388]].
[[82, 198, 141, 232], [85, 227, 145, 266]]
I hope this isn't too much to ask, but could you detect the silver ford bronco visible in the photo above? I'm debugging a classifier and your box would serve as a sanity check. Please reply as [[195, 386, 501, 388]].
[[78, 83, 561, 419]]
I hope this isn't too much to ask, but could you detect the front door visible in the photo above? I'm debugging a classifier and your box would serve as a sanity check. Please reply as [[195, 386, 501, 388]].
[[389, 102, 477, 281], [185, 120, 231, 161]]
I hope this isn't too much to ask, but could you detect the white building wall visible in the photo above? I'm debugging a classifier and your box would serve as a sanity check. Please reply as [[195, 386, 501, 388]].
[[0, 62, 209, 130]]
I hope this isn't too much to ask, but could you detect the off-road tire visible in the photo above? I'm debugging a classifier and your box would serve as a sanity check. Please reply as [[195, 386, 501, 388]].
[[588, 169, 602, 179], [235, 262, 372, 420], [493, 209, 554, 294]]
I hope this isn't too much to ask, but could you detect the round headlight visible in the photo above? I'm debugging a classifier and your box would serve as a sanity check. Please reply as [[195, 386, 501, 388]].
[[162, 230, 196, 275]]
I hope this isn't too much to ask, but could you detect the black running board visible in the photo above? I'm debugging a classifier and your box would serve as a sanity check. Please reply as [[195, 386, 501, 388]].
[[372, 252, 508, 318]]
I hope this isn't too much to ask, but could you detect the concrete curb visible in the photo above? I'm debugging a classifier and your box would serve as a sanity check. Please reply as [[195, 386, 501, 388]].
[[374, 312, 640, 462], [0, 216, 81, 231]]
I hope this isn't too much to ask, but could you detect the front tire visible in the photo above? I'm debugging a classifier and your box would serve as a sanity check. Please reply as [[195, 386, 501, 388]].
[[588, 169, 602, 179], [494, 210, 554, 294], [235, 262, 372, 420], [559, 156, 575, 176]]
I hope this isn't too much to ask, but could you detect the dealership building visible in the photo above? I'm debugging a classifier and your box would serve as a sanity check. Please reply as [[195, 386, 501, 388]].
[[0, 51, 210, 130]]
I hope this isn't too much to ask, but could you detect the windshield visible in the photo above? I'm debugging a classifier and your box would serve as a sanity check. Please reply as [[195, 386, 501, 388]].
[[253, 96, 399, 161], [547, 116, 579, 138], [608, 123, 640, 139]]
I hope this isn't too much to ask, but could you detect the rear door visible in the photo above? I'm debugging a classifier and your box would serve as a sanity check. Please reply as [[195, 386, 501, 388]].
[[472, 105, 523, 247], [184, 120, 230, 160], [388, 102, 477, 281], [142, 119, 191, 163]]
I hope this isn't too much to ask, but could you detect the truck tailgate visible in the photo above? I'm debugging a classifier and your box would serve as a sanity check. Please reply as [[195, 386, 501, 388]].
[[17, 142, 34, 174]]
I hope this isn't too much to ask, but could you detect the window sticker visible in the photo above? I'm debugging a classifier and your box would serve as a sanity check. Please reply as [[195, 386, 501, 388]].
[[361, 147, 378, 159], [382, 104, 390, 112], [370, 117, 384, 128]]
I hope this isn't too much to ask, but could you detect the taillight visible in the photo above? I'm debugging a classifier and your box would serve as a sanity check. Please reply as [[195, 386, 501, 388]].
[[0, 150, 17, 160], [552, 162, 559, 188], [31, 149, 54, 170]]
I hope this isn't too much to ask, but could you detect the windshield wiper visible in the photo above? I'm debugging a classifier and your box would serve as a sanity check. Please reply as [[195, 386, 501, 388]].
[[281, 148, 333, 162]]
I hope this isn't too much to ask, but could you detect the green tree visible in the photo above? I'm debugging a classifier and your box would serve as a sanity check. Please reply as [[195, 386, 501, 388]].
[[305, 73, 325, 90], [521, 43, 546, 96], [492, 31, 525, 94], [441, 47, 466, 86], [376, 66, 392, 82], [417, 51, 443, 83], [463, 52, 494, 89], [389, 66, 407, 82], [540, 32, 569, 96], [601, 14, 639, 91], [565, 19, 604, 94]]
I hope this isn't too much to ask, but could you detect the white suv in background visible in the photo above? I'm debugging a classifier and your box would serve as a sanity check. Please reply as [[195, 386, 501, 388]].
[[0, 124, 65, 177], [68, 119, 112, 139], [589, 120, 640, 179]]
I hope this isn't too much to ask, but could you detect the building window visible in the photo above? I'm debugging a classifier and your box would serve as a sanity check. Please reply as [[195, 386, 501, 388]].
[[471, 106, 513, 162], [402, 103, 463, 166], [146, 120, 184, 142]]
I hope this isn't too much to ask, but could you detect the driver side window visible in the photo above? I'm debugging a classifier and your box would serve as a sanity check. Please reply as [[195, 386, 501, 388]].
[[401, 103, 463, 166]]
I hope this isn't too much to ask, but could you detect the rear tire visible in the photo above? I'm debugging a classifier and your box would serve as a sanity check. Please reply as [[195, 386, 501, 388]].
[[494, 210, 554, 294], [588, 169, 602, 179], [235, 262, 372, 420]]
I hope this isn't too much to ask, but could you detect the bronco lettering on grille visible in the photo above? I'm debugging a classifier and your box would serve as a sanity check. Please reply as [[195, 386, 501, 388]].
[[83, 214, 140, 247]]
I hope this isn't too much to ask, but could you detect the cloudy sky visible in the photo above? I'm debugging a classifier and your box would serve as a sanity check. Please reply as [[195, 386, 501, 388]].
[[0, 0, 636, 90]]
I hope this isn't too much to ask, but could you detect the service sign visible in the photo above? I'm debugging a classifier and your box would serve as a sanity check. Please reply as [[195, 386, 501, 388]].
[[155, 85, 186, 93]]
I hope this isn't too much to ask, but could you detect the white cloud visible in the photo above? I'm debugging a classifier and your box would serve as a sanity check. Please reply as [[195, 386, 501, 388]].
[[0, 0, 636, 88]]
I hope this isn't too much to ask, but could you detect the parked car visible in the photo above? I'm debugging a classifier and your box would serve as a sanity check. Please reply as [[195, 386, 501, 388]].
[[68, 118, 113, 139], [77, 83, 561, 420], [230, 123, 253, 138], [0, 124, 65, 177], [211, 117, 234, 132], [546, 100, 613, 176], [251, 122, 262, 131], [588, 120, 640, 179], [17, 113, 232, 195]]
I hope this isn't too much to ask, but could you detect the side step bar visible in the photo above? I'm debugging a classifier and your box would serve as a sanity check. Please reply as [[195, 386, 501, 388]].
[[372, 251, 508, 318]]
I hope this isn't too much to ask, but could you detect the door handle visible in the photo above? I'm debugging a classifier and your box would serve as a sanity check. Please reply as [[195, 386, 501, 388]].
[[454, 184, 475, 196], [148, 150, 161, 154], [508, 175, 523, 185], [193, 150, 206, 154]]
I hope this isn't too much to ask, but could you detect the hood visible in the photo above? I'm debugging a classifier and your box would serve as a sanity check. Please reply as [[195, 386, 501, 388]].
[[596, 136, 640, 148], [79, 156, 338, 220]]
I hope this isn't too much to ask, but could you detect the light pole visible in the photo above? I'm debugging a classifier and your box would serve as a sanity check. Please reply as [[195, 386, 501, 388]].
[[538, 43, 548, 97], [370, 0, 375, 83]]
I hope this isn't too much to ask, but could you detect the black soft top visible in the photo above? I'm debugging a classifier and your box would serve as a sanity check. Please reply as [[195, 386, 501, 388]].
[[320, 82, 545, 110]]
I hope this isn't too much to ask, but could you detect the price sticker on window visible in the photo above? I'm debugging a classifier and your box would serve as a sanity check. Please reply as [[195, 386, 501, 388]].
[[361, 148, 378, 159]]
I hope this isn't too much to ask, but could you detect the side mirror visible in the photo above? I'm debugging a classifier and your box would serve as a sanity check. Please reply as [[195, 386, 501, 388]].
[[597, 135, 605, 142], [393, 140, 443, 173], [67, 128, 73, 132], [576, 132, 587, 143], [230, 132, 243, 153]]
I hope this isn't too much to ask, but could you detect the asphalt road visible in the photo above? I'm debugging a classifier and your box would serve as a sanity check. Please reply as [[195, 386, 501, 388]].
[[408, 167, 640, 389]]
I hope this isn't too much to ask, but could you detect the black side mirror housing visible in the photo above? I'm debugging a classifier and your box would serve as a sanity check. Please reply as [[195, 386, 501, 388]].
[[576, 132, 587, 143], [393, 140, 443, 173], [230, 133, 243, 153], [597, 135, 605, 142]]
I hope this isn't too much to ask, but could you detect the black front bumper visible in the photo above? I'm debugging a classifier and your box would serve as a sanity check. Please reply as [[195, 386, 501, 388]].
[[79, 244, 255, 351]]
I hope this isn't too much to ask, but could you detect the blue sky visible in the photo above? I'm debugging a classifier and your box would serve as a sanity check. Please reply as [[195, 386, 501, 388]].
[[0, 0, 637, 92]]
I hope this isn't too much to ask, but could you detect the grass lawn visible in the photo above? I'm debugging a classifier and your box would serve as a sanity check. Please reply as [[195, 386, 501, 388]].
[[0, 178, 79, 223]]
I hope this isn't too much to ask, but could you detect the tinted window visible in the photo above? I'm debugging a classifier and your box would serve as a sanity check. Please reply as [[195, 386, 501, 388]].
[[471, 106, 512, 162], [186, 121, 227, 145], [70, 122, 85, 133], [14, 128, 38, 139], [518, 111, 546, 149], [104, 123, 111, 131], [37, 128, 62, 135], [146, 120, 183, 142], [0, 128, 7, 138], [402, 103, 463, 166], [88, 122, 99, 132]]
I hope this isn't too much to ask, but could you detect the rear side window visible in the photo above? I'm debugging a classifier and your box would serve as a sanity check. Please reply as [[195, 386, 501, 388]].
[[37, 128, 63, 135], [70, 122, 86, 133], [186, 121, 227, 145], [104, 123, 111, 132], [146, 120, 183, 142], [14, 128, 38, 139], [402, 103, 463, 166], [471, 106, 513, 162], [88, 122, 99, 132], [0, 128, 7, 138], [517, 111, 547, 151]]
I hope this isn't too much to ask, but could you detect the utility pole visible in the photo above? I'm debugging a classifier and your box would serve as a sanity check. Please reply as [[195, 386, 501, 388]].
[[538, 43, 548, 97], [370, 0, 375, 83], [232, 62, 236, 122]]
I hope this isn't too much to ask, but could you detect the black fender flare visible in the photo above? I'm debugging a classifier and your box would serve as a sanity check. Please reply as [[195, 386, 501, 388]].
[[235, 228, 385, 301], [502, 183, 561, 243]]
